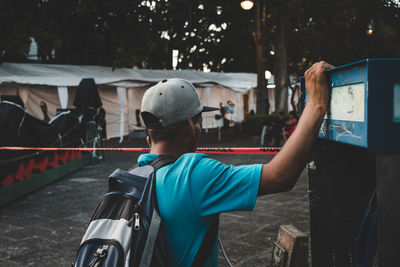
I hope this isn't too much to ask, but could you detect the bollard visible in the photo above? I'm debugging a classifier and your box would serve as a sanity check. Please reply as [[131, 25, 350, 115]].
[[301, 58, 400, 267]]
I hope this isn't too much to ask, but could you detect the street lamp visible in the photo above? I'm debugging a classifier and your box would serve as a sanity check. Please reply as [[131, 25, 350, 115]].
[[366, 19, 374, 35], [265, 70, 271, 80], [240, 0, 254, 10], [241, 0, 269, 114]]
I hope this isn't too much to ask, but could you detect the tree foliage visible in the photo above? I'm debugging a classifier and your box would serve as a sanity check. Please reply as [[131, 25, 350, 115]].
[[0, 0, 399, 76], [285, 0, 400, 75], [0, 0, 39, 62]]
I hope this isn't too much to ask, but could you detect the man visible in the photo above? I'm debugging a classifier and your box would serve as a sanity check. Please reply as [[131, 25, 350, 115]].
[[138, 61, 333, 266]]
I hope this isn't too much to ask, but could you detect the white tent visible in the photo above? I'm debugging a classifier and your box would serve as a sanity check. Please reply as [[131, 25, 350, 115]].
[[0, 63, 262, 140]]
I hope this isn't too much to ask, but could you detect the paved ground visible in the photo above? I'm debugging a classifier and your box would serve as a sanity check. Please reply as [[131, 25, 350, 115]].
[[0, 131, 310, 266]]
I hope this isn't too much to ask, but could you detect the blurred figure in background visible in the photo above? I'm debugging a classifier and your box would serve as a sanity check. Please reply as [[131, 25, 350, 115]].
[[96, 107, 107, 140], [218, 102, 229, 129], [40, 101, 50, 123], [282, 111, 298, 143], [135, 109, 142, 127], [267, 111, 286, 147], [224, 100, 236, 127]]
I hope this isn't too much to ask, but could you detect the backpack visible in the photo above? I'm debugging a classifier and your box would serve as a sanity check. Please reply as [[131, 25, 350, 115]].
[[74, 156, 220, 267]]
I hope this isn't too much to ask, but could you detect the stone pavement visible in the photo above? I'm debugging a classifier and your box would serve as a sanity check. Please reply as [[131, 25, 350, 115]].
[[0, 132, 310, 267]]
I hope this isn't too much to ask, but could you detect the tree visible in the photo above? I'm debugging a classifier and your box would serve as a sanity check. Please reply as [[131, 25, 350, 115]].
[[1, 0, 400, 84], [285, 0, 400, 75], [147, 0, 256, 72], [269, 0, 400, 112], [271, 0, 289, 113], [33, 0, 159, 68], [0, 0, 39, 62]]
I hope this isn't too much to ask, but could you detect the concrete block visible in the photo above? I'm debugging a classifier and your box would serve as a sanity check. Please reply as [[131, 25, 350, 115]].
[[275, 224, 308, 267]]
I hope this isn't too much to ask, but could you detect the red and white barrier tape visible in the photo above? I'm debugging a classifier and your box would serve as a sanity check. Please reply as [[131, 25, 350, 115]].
[[0, 147, 281, 155]]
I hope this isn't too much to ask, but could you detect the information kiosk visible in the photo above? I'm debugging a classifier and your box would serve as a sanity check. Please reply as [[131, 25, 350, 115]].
[[301, 59, 400, 266]]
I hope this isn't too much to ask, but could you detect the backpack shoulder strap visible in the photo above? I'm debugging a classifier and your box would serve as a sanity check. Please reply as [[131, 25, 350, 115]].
[[149, 155, 177, 170], [138, 155, 176, 267], [126, 155, 176, 173]]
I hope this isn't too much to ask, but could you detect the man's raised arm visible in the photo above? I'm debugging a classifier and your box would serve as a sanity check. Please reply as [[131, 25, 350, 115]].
[[258, 61, 334, 195]]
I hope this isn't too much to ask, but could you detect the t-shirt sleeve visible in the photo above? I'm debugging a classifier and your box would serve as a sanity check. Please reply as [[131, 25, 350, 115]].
[[190, 156, 262, 217]]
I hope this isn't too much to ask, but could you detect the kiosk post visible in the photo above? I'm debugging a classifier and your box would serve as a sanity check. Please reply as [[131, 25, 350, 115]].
[[301, 59, 400, 266]]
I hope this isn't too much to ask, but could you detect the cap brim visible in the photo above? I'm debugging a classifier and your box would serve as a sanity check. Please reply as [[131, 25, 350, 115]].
[[202, 106, 219, 112]]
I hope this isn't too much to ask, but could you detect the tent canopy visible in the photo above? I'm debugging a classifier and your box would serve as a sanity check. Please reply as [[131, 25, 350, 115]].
[[0, 63, 264, 139], [0, 62, 299, 139], [0, 63, 259, 93]]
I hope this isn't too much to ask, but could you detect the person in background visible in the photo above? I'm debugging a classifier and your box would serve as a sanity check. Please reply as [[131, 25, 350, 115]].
[[40, 101, 50, 123], [282, 111, 298, 143], [96, 107, 107, 140], [219, 102, 229, 129], [224, 100, 236, 127], [267, 111, 286, 147], [135, 109, 142, 127]]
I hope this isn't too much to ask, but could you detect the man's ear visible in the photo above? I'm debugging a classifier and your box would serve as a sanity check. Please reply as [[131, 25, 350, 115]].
[[187, 119, 195, 136], [146, 136, 151, 146]]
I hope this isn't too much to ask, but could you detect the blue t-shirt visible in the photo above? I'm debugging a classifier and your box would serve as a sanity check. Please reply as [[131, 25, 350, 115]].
[[137, 153, 262, 266]]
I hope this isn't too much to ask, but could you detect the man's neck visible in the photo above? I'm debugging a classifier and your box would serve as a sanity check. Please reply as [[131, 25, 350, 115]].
[[149, 141, 194, 158]]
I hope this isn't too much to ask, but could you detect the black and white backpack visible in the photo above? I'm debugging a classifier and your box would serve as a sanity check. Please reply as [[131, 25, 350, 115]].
[[74, 156, 230, 267]]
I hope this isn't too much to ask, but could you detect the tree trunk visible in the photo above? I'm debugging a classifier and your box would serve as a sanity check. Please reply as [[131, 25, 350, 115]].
[[253, 0, 266, 114], [273, 2, 289, 113]]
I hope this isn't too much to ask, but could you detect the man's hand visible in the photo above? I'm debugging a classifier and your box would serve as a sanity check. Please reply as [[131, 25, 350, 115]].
[[304, 61, 334, 112]]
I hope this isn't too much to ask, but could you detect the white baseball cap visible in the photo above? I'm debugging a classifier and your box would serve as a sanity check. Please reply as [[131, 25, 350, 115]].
[[141, 78, 218, 129]]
